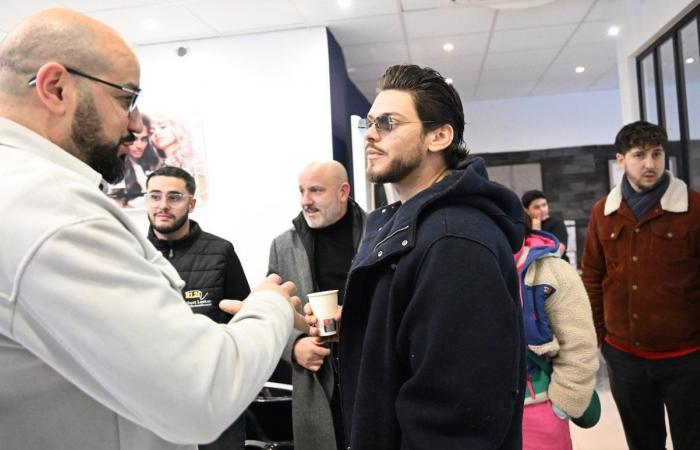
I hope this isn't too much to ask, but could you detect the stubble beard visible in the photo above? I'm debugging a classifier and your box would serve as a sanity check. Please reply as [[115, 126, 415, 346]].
[[149, 211, 189, 235], [303, 199, 343, 229]]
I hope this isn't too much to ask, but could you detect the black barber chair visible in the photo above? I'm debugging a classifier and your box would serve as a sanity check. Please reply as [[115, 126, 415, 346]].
[[244, 361, 294, 449]]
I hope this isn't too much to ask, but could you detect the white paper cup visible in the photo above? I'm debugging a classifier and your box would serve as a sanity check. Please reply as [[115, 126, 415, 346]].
[[307, 290, 339, 336]]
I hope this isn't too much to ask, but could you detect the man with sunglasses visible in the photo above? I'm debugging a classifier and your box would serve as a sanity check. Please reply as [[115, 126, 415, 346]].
[[0, 9, 301, 450], [145, 166, 251, 450], [305, 65, 527, 449]]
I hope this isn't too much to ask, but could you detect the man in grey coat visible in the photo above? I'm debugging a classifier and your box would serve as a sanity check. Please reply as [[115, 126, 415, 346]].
[[268, 161, 366, 450]]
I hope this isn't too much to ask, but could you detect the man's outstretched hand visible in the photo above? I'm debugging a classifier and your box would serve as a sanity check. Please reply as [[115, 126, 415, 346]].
[[219, 274, 307, 332]]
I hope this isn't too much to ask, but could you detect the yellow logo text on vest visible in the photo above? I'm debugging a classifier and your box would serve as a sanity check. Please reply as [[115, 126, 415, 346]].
[[184, 290, 212, 308]]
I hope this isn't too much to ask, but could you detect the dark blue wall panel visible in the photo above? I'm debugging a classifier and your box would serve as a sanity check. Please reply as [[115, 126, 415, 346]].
[[327, 30, 371, 195]]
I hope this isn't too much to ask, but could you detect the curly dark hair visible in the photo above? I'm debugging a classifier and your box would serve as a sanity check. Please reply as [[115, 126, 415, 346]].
[[378, 64, 468, 169], [614, 120, 668, 154]]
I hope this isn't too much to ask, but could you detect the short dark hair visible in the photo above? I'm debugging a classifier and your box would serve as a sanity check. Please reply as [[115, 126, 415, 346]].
[[521, 190, 546, 209], [614, 120, 668, 154], [378, 64, 468, 169], [146, 166, 196, 195]]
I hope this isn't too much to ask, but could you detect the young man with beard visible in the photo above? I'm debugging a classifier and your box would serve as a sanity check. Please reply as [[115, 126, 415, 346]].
[[0, 9, 302, 450], [146, 166, 250, 450], [305, 65, 526, 449], [268, 161, 366, 450], [582, 121, 700, 450]]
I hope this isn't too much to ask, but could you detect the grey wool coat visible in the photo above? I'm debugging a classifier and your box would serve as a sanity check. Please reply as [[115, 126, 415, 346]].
[[267, 199, 366, 450]]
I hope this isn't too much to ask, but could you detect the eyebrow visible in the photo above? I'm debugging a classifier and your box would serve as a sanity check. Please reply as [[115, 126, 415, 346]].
[[367, 112, 408, 120]]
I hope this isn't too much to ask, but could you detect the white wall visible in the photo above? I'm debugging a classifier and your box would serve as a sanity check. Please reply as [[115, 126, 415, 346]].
[[465, 89, 622, 153], [124, 27, 333, 283], [617, 0, 700, 123]]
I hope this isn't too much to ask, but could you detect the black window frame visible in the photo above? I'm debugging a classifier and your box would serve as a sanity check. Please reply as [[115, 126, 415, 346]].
[[636, 4, 700, 184]]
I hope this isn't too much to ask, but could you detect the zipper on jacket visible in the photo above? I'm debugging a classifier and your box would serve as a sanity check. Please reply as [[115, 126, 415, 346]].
[[168, 248, 173, 258], [373, 225, 410, 251]]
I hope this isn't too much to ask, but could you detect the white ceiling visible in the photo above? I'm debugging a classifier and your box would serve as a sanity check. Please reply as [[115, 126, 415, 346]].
[[0, 0, 628, 102]]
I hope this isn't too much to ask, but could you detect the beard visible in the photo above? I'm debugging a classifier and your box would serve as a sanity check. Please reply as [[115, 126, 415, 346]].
[[70, 92, 130, 184], [149, 211, 189, 235], [366, 144, 423, 184], [303, 199, 343, 229]]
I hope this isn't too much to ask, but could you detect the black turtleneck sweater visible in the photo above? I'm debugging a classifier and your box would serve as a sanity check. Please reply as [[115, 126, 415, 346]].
[[312, 207, 354, 305], [310, 208, 354, 450]]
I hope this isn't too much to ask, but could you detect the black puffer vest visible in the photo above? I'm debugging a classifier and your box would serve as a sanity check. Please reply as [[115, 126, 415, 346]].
[[148, 220, 250, 323]]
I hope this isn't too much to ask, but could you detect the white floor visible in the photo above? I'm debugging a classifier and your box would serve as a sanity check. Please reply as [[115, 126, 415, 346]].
[[570, 354, 674, 450]]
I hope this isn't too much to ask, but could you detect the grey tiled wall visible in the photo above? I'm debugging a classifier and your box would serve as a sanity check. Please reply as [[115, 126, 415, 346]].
[[477, 144, 616, 267]]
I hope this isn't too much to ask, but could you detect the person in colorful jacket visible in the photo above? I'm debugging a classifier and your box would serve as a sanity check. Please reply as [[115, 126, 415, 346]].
[[515, 227, 598, 449]]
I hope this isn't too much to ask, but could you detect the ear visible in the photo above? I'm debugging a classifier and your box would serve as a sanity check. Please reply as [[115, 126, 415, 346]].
[[339, 182, 350, 202], [188, 197, 197, 213], [615, 152, 625, 166], [31, 63, 74, 116], [426, 123, 454, 154]]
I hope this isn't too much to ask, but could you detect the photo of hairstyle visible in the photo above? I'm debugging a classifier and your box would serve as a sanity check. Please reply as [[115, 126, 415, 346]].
[[106, 113, 208, 208]]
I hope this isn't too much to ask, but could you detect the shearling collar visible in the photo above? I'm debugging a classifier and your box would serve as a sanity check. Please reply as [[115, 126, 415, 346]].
[[604, 171, 688, 216]]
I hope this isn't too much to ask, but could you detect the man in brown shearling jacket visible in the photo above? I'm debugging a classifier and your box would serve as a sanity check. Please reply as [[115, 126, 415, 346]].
[[582, 120, 700, 450]]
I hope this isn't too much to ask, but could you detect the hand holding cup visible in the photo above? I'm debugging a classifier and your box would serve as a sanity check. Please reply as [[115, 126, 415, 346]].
[[304, 291, 342, 343]]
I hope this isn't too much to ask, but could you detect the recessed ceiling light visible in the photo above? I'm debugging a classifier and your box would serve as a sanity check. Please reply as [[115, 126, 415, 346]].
[[686, 57, 695, 64], [443, 42, 454, 52], [608, 26, 620, 37], [338, 0, 351, 8], [575, 66, 586, 74], [445, 78, 453, 84], [142, 18, 159, 31], [347, 67, 356, 73]]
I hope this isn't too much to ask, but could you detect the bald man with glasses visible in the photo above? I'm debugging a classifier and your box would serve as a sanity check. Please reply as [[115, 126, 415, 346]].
[[0, 9, 303, 450]]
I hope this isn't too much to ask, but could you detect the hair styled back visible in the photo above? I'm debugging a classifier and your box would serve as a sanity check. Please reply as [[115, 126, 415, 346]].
[[146, 166, 196, 195], [378, 64, 468, 168], [614, 120, 668, 155]]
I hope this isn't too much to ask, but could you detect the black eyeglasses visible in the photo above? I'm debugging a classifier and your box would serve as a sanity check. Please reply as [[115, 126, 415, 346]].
[[28, 66, 141, 113], [358, 114, 436, 137]]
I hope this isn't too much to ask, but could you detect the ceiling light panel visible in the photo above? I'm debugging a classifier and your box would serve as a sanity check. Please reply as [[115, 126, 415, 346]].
[[295, 0, 399, 21], [403, 7, 495, 39], [182, 0, 304, 34], [88, 4, 218, 45], [483, 47, 560, 70], [327, 14, 404, 45], [409, 33, 489, 59], [569, 20, 618, 45], [494, 0, 591, 30], [342, 41, 410, 66], [489, 24, 576, 52], [400, 0, 441, 11], [587, 0, 627, 22]]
